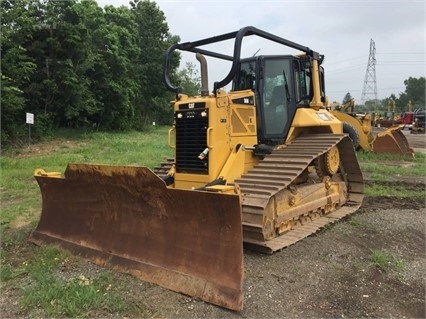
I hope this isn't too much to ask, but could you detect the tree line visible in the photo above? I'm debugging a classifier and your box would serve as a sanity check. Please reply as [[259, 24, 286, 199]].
[[3, 0, 424, 146], [340, 77, 425, 114], [1, 0, 194, 146]]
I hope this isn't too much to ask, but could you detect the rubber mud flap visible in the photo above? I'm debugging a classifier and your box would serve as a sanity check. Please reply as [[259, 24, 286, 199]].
[[30, 164, 244, 311], [373, 128, 414, 156]]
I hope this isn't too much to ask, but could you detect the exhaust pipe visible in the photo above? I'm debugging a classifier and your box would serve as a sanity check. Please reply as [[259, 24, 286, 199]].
[[196, 53, 209, 96]]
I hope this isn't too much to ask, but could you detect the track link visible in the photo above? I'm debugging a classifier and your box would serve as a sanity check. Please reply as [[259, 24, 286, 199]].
[[153, 158, 174, 177]]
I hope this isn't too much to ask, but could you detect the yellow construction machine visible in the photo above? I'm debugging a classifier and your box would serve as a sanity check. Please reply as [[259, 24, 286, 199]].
[[411, 110, 425, 134], [331, 99, 414, 156], [30, 27, 365, 311]]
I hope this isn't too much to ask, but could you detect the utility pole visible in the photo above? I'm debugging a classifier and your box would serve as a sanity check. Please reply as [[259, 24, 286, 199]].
[[361, 39, 378, 109]]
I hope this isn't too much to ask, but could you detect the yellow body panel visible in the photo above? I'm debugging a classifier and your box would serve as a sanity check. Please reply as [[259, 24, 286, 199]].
[[286, 108, 342, 144], [172, 90, 259, 189]]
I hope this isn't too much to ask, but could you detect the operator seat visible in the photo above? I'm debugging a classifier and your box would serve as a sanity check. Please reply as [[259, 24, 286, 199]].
[[270, 85, 285, 108], [266, 85, 287, 134]]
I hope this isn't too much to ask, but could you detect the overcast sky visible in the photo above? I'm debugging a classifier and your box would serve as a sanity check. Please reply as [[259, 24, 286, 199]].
[[97, 0, 425, 104]]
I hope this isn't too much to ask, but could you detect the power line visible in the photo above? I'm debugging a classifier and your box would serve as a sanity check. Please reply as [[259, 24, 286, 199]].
[[377, 52, 425, 55], [326, 63, 366, 74], [377, 61, 424, 65]]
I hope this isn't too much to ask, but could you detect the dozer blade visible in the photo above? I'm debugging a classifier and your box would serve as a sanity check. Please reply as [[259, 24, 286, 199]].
[[30, 164, 244, 311], [372, 126, 414, 156]]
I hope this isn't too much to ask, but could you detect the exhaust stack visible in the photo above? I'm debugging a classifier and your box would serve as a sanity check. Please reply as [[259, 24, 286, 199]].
[[196, 53, 209, 96]]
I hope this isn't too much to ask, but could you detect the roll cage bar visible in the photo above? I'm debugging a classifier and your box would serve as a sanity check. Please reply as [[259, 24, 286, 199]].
[[163, 26, 323, 95]]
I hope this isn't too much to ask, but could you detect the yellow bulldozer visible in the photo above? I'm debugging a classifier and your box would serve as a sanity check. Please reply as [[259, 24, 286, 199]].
[[30, 27, 364, 311], [330, 99, 414, 156]]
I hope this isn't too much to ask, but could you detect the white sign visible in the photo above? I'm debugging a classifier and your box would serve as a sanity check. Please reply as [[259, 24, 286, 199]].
[[26, 112, 34, 125]]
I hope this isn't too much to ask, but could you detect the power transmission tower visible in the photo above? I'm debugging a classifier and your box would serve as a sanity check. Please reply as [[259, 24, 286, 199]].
[[361, 39, 378, 108]]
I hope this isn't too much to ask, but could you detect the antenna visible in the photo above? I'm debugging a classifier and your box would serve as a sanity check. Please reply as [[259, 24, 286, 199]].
[[361, 39, 378, 108]]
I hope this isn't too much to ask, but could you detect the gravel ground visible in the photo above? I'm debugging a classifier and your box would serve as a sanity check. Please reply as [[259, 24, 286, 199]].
[[4, 194, 422, 319], [131, 196, 425, 319]]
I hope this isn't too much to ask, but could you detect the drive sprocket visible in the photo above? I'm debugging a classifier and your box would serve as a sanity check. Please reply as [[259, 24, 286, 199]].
[[315, 145, 340, 177]]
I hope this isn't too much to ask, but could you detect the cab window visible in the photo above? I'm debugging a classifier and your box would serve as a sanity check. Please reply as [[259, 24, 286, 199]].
[[235, 61, 256, 91]]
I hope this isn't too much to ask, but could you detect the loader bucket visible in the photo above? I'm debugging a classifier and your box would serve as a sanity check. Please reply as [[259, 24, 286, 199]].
[[30, 164, 244, 311], [372, 126, 414, 156]]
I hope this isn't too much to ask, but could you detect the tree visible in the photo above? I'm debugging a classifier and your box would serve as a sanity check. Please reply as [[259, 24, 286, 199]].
[[176, 62, 201, 96], [399, 77, 425, 111], [43, 0, 100, 128], [1, 0, 38, 144], [88, 4, 141, 130], [130, 0, 180, 125], [342, 92, 353, 104]]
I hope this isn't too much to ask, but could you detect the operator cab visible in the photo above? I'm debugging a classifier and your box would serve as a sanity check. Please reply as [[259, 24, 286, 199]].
[[233, 55, 324, 145]]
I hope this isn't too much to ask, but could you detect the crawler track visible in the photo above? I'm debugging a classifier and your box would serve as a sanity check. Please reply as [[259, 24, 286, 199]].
[[238, 134, 364, 253], [153, 158, 175, 176]]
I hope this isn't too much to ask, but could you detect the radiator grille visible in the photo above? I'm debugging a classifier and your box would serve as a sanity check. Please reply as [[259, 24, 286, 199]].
[[175, 109, 208, 174]]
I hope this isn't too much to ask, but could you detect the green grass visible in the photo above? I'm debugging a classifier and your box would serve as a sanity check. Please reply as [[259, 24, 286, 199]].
[[0, 127, 173, 232], [356, 151, 426, 197], [357, 151, 426, 182], [364, 184, 425, 197], [1, 243, 156, 317], [348, 216, 362, 227], [14, 246, 147, 317]]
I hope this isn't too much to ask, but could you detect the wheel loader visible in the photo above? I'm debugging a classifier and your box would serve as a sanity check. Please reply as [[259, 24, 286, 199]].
[[30, 26, 364, 311], [331, 99, 414, 156]]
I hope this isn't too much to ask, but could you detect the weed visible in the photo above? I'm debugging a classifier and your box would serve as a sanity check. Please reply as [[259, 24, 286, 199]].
[[0, 260, 29, 281], [349, 217, 362, 226], [323, 223, 336, 231], [0, 264, 15, 281], [33, 245, 68, 267], [369, 249, 405, 274], [1, 227, 31, 248]]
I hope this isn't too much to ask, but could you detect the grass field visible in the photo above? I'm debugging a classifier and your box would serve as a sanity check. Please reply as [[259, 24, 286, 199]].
[[1, 127, 173, 232], [1, 127, 425, 317], [1, 125, 424, 237]]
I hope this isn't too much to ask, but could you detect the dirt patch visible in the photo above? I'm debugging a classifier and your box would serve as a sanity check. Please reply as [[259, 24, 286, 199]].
[[404, 130, 426, 149], [363, 195, 425, 210], [6, 139, 85, 158]]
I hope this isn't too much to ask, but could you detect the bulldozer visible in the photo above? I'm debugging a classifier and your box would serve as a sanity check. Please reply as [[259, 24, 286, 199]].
[[330, 99, 414, 156], [30, 26, 365, 311]]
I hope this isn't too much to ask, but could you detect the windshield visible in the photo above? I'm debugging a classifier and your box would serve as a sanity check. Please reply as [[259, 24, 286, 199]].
[[263, 58, 292, 135]]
